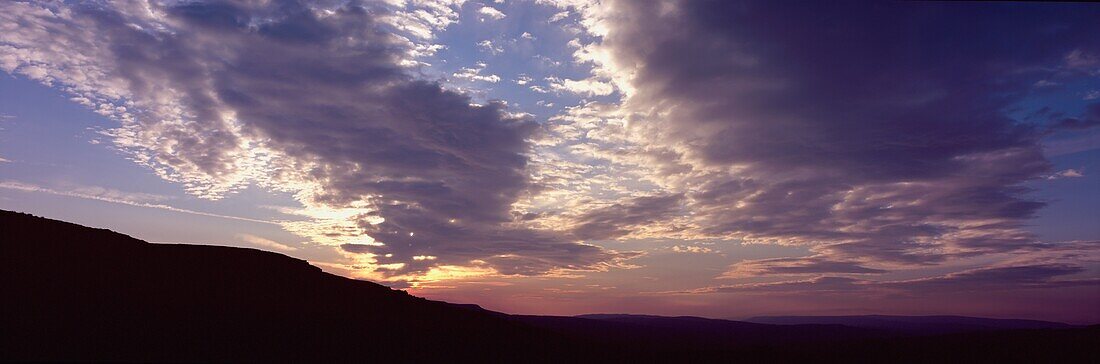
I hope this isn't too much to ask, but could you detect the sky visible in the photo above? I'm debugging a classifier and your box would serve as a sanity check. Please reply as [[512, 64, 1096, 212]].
[[1, 0, 1099, 323]]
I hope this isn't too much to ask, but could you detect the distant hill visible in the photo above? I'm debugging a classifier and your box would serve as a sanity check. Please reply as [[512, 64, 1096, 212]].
[[1, 210, 1097, 362], [0, 210, 586, 362], [745, 315, 1074, 335]]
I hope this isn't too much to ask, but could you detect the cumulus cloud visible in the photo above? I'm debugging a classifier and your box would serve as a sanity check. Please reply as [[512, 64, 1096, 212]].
[[5, 0, 1099, 293], [543, 0, 1100, 274], [546, 77, 615, 96], [476, 39, 503, 55], [548, 10, 569, 23], [0, 0, 632, 281], [477, 6, 506, 21], [672, 245, 713, 254], [452, 62, 502, 82]]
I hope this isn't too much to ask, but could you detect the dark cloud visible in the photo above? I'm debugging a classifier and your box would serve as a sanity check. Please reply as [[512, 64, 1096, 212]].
[[596, 0, 1100, 265], [0, 0, 633, 277], [698, 276, 865, 294], [694, 263, 1098, 295], [570, 194, 684, 240], [1050, 103, 1100, 130], [727, 256, 886, 277], [882, 263, 1099, 292]]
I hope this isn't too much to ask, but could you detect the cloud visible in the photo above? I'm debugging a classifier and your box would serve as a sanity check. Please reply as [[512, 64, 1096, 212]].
[[1046, 169, 1084, 180], [238, 234, 298, 252], [547, 0, 1100, 269], [881, 263, 1097, 292], [672, 245, 713, 254], [477, 6, 506, 21], [453, 62, 501, 82], [570, 194, 684, 240], [547, 77, 615, 96], [477, 39, 503, 55], [689, 276, 865, 294], [548, 10, 570, 23], [0, 0, 631, 281], [723, 256, 887, 278], [0, 180, 268, 224], [1049, 102, 1100, 130], [1033, 79, 1060, 88], [1064, 49, 1100, 75], [687, 262, 1099, 295]]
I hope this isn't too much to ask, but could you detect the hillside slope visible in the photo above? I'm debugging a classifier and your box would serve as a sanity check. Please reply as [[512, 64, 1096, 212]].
[[2, 210, 1097, 362], [745, 315, 1074, 335], [0, 210, 583, 362]]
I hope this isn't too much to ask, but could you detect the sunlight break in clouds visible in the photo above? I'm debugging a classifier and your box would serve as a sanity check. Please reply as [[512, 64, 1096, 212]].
[[533, 0, 1100, 288], [1, 0, 1098, 318], [0, 0, 635, 284]]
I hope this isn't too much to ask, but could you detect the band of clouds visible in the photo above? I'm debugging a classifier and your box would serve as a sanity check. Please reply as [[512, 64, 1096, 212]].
[[0, 0, 635, 282], [2, 0, 1099, 290], [535, 0, 1100, 282]]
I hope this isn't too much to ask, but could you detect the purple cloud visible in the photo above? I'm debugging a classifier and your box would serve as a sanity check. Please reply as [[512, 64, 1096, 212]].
[[725, 256, 887, 277], [0, 0, 635, 278], [570, 194, 684, 240], [692, 263, 1098, 295], [563, 0, 1100, 268]]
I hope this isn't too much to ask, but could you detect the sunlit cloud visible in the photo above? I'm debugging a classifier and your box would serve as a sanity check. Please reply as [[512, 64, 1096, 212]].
[[2, 0, 1098, 319], [477, 6, 506, 21], [0, 0, 632, 284], [238, 234, 298, 252]]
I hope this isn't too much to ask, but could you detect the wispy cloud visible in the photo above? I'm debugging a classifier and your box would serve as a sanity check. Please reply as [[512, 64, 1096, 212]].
[[0, 181, 272, 224], [0, 0, 630, 282]]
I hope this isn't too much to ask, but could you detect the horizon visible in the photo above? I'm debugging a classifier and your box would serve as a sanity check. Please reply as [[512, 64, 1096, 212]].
[[1, 0, 1098, 325], [3, 207, 1095, 326]]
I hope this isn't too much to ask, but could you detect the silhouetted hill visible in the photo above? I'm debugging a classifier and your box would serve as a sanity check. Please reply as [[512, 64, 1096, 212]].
[[0, 210, 584, 362], [515, 313, 884, 359], [745, 315, 1075, 335], [2, 210, 1097, 363]]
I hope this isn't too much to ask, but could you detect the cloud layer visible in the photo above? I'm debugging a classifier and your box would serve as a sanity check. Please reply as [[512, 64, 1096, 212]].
[[541, 0, 1100, 275], [0, 0, 632, 279], [2, 0, 1098, 295]]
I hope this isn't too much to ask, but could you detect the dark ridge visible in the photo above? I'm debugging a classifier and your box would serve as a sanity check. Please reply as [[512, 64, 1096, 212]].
[[745, 315, 1075, 335], [1, 209, 1097, 363], [0, 210, 585, 363]]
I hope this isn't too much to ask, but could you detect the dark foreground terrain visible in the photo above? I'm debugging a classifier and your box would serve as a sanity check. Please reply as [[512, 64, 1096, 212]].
[[2, 210, 1097, 362]]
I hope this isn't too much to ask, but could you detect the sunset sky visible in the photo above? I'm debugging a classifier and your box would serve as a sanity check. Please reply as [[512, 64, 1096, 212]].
[[1, 0, 1098, 323]]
